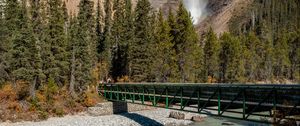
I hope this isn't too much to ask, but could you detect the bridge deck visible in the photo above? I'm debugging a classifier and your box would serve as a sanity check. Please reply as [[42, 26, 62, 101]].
[[99, 83, 300, 123]]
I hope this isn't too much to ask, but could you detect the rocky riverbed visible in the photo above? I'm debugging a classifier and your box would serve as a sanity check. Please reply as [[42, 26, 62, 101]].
[[0, 108, 206, 126]]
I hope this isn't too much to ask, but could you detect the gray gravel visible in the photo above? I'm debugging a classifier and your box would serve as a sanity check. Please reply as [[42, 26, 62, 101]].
[[0, 109, 196, 126]]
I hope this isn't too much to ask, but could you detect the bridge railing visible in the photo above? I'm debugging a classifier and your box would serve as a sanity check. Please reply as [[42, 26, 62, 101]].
[[98, 83, 300, 123]]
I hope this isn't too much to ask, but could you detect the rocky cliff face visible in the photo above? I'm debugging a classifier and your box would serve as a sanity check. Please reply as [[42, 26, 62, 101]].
[[64, 0, 252, 34], [197, 0, 253, 35], [150, 0, 252, 34]]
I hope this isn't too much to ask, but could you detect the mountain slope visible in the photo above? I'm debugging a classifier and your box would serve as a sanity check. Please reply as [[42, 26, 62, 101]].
[[64, 0, 252, 34], [196, 0, 253, 35]]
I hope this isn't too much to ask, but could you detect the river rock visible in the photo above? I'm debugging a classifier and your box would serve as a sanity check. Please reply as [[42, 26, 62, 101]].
[[87, 107, 112, 116], [169, 111, 185, 120], [280, 119, 297, 126], [222, 121, 235, 125], [184, 113, 195, 120], [191, 116, 205, 122]]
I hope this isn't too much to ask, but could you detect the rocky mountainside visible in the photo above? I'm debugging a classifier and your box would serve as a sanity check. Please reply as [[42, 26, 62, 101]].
[[197, 0, 253, 35], [64, 0, 252, 34]]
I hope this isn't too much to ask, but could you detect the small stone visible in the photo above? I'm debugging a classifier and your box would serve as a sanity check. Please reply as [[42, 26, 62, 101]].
[[169, 111, 185, 120], [87, 107, 112, 116], [184, 113, 201, 120], [280, 119, 297, 126], [222, 121, 235, 125], [191, 116, 205, 122]]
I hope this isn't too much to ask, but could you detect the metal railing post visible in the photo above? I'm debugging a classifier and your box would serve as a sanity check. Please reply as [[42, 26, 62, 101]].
[[180, 87, 183, 110], [218, 86, 221, 116], [142, 86, 145, 105], [198, 87, 201, 113], [166, 87, 169, 109], [243, 88, 246, 119]]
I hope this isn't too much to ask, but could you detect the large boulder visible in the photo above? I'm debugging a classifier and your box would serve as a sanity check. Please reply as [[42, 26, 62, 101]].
[[169, 111, 185, 120], [191, 115, 205, 122]]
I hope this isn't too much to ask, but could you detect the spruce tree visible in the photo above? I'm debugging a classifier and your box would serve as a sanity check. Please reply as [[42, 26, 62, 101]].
[[123, 0, 133, 78], [69, 0, 95, 93], [130, 0, 153, 82], [45, 0, 68, 85], [204, 28, 220, 82], [30, 0, 45, 94], [101, 0, 113, 80], [172, 1, 200, 82], [10, 0, 40, 97], [151, 9, 177, 82], [244, 32, 260, 81], [288, 30, 300, 81], [96, 0, 105, 58], [0, 0, 9, 84], [3, 0, 22, 84], [110, 0, 129, 81], [219, 33, 244, 83], [273, 34, 291, 79]]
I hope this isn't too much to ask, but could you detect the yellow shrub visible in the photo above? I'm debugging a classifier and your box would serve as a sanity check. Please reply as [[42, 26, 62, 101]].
[[8, 101, 22, 112], [117, 76, 130, 82], [0, 84, 17, 101]]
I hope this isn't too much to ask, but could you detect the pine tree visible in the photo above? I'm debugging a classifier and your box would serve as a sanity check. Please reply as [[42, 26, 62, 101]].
[[45, 0, 69, 85], [69, 0, 96, 93], [168, 7, 177, 45], [123, 0, 133, 78], [29, 0, 45, 96], [110, 0, 130, 81], [3, 0, 22, 85], [172, 1, 200, 82], [243, 32, 260, 81], [96, 0, 105, 58], [0, 0, 9, 84], [219, 33, 244, 83], [101, 0, 113, 80], [204, 28, 220, 82], [262, 39, 274, 80], [288, 30, 300, 81], [151, 9, 177, 82], [10, 0, 40, 97], [273, 34, 291, 79], [130, 0, 153, 82]]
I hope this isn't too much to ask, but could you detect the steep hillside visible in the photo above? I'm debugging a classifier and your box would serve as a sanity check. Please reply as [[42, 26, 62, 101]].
[[196, 0, 253, 35], [64, 0, 252, 34]]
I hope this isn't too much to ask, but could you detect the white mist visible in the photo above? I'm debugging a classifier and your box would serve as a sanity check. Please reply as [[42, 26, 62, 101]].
[[183, 0, 208, 24]]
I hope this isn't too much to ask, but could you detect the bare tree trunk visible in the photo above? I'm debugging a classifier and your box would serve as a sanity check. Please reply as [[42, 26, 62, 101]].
[[69, 47, 76, 97], [30, 76, 37, 98]]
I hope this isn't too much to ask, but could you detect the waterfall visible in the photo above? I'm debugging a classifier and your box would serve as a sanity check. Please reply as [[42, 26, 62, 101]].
[[183, 0, 208, 24]]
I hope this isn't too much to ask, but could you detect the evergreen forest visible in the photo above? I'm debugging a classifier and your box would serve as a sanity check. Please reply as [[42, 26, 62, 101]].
[[0, 0, 299, 104]]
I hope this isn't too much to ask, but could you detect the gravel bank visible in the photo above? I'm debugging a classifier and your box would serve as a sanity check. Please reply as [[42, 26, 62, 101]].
[[0, 109, 196, 126]]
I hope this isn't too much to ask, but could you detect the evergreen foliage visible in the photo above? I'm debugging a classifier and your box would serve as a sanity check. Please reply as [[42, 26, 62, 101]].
[[0, 0, 299, 94], [152, 9, 177, 82], [129, 0, 153, 82], [204, 28, 220, 82], [45, 0, 68, 85], [219, 33, 244, 83]]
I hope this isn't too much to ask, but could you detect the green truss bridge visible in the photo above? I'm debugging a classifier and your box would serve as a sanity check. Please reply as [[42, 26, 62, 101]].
[[98, 83, 300, 123]]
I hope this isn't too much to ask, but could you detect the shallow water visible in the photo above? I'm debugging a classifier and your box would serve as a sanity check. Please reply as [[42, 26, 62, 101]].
[[190, 116, 270, 126]]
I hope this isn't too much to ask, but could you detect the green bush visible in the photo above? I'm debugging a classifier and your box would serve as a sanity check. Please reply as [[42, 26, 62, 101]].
[[38, 110, 49, 120], [46, 77, 58, 103]]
